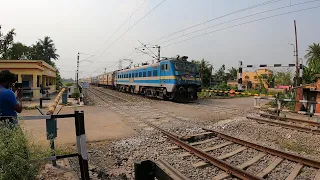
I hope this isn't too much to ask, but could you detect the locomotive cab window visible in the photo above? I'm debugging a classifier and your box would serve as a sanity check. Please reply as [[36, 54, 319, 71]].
[[129, 74, 131, 78], [132, 73, 134, 78], [143, 72, 146, 77], [165, 64, 169, 71], [139, 72, 142, 77], [161, 64, 165, 70], [136, 73, 138, 77], [148, 71, 151, 77], [153, 70, 157, 76]]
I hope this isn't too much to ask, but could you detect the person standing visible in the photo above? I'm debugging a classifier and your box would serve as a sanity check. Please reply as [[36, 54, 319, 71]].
[[0, 70, 23, 124]]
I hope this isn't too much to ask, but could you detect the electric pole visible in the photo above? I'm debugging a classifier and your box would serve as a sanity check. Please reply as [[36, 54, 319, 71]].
[[77, 52, 79, 88], [294, 20, 299, 86], [157, 45, 161, 61]]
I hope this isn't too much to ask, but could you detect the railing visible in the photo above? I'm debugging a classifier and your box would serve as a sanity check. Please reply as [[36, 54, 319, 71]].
[[254, 96, 320, 117]]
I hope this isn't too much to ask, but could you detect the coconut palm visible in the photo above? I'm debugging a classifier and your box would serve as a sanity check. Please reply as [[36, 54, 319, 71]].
[[305, 43, 320, 72]]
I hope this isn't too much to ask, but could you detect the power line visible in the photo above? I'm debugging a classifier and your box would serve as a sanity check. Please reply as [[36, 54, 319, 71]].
[[90, 0, 167, 65], [163, 5, 320, 48], [148, 0, 283, 44], [157, 0, 319, 45], [92, 0, 148, 56]]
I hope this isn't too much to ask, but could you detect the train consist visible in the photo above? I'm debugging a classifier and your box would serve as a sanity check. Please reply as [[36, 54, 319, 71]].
[[88, 56, 201, 101]]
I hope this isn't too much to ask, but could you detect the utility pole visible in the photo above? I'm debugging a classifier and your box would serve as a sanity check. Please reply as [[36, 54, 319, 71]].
[[157, 45, 161, 61], [210, 64, 213, 86], [77, 52, 79, 88], [294, 20, 299, 86]]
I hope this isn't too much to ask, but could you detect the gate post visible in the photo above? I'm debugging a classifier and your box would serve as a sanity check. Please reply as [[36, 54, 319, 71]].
[[75, 111, 89, 180]]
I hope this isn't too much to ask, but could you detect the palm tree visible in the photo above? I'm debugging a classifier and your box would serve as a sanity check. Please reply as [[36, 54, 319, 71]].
[[305, 43, 320, 72], [39, 36, 59, 64]]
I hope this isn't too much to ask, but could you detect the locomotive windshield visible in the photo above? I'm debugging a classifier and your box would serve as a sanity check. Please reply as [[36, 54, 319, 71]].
[[174, 62, 198, 74]]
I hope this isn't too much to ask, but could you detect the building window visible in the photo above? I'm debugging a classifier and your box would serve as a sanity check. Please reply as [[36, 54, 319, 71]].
[[148, 71, 151, 77], [153, 70, 157, 76], [143, 72, 146, 77]]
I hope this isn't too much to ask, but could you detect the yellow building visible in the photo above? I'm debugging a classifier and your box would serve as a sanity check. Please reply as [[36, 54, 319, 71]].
[[0, 60, 57, 99], [227, 68, 272, 89]]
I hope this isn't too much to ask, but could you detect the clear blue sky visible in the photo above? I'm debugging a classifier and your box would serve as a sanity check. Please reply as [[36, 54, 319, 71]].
[[1, 0, 319, 78]]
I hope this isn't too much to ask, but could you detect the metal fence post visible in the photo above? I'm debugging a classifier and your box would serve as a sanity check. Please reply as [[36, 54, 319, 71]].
[[276, 93, 281, 116], [75, 111, 90, 180]]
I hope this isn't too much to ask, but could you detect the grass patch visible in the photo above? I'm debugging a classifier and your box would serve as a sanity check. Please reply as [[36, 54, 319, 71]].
[[278, 139, 312, 154], [0, 121, 73, 180]]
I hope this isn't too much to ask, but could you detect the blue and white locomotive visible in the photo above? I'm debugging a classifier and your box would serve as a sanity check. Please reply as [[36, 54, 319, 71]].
[[92, 56, 201, 101]]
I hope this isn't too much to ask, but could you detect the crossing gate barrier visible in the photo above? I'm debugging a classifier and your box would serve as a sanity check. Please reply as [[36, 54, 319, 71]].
[[201, 89, 274, 98]]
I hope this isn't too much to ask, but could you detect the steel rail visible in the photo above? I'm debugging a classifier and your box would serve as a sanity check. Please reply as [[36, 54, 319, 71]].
[[202, 127, 320, 168], [259, 113, 320, 127], [247, 116, 320, 135], [145, 122, 262, 180]]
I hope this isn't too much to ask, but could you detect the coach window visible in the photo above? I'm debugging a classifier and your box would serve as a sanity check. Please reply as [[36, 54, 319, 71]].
[[139, 72, 142, 77], [148, 71, 151, 77], [153, 70, 157, 76], [136, 72, 138, 77], [132, 73, 134, 78], [129, 73, 131, 78]]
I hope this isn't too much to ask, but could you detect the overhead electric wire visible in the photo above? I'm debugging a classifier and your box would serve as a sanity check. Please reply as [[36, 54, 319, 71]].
[[138, 40, 158, 58], [162, 5, 320, 48], [157, 0, 319, 45], [92, 0, 148, 56], [148, 0, 283, 44], [90, 0, 167, 65]]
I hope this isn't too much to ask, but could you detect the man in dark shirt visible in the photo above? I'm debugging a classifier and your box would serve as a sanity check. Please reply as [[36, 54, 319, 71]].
[[0, 70, 22, 124]]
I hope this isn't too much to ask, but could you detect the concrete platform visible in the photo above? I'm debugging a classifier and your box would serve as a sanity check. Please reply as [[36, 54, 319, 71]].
[[20, 106, 134, 145]]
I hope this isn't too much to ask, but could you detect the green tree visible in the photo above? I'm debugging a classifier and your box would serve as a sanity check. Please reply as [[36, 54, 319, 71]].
[[5, 42, 30, 60], [305, 43, 320, 72], [0, 26, 16, 59], [29, 36, 59, 66], [228, 67, 237, 80], [302, 65, 317, 84], [275, 71, 292, 86], [192, 59, 211, 87], [214, 64, 225, 81]]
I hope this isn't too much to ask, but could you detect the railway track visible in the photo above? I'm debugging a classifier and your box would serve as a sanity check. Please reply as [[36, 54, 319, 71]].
[[86, 87, 320, 179], [247, 115, 320, 135], [147, 122, 320, 180]]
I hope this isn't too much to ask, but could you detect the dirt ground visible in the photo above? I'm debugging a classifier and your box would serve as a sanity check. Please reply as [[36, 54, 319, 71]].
[[20, 106, 134, 145]]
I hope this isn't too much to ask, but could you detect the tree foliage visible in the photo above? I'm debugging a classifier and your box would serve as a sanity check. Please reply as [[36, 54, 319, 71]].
[[192, 59, 211, 87], [0, 26, 16, 59], [228, 67, 237, 80], [302, 42, 320, 84], [305, 43, 320, 72], [275, 71, 292, 86]]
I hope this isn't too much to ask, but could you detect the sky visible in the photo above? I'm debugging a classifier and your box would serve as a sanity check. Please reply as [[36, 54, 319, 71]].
[[1, 0, 320, 79]]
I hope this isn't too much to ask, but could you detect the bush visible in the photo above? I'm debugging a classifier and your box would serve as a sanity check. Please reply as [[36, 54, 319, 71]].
[[71, 92, 80, 100], [0, 122, 45, 179]]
